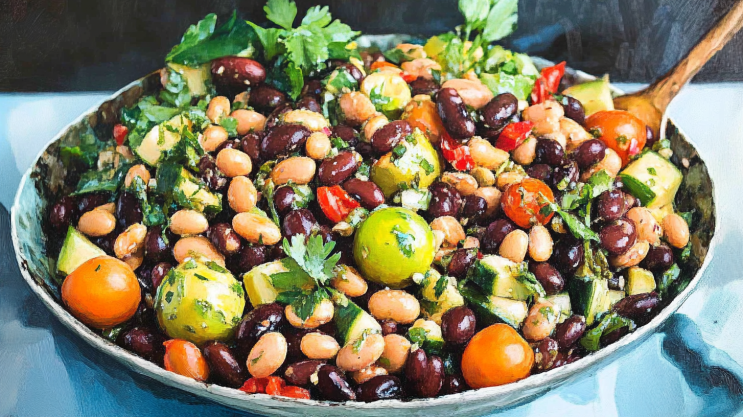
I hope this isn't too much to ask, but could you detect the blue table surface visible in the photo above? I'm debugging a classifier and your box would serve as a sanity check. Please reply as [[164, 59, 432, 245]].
[[2, 85, 743, 417]]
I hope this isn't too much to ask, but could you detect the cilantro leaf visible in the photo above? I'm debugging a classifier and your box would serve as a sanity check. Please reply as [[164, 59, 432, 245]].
[[559, 210, 599, 242], [219, 117, 239, 137], [265, 0, 298, 30], [434, 275, 450, 300], [247, 22, 284, 61], [166, 12, 258, 66], [482, 0, 518, 43], [282, 234, 341, 286], [290, 287, 329, 321], [587, 170, 614, 198], [580, 312, 635, 351], [510, 263, 546, 298], [459, 0, 490, 31], [392, 225, 415, 258], [284, 24, 329, 72], [302, 5, 332, 27], [72, 163, 132, 196]]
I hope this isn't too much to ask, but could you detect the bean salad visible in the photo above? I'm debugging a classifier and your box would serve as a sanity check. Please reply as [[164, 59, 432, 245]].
[[47, 0, 694, 403]]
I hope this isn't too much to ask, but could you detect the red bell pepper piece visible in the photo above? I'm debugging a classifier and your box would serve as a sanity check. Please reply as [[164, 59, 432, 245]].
[[370, 61, 398, 72], [317, 186, 361, 223], [495, 121, 535, 151], [265, 376, 286, 395], [401, 71, 417, 83], [531, 61, 566, 104], [239, 377, 269, 394], [440, 131, 474, 171], [113, 124, 128, 146], [279, 386, 312, 399]]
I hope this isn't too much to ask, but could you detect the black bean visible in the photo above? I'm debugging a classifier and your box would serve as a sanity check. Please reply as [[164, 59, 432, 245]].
[[144, 226, 175, 262], [526, 164, 553, 183], [552, 161, 579, 191], [411, 354, 444, 398], [534, 337, 560, 372], [600, 325, 630, 346], [441, 306, 476, 346], [50, 196, 78, 230], [301, 79, 323, 98], [480, 93, 518, 130], [529, 262, 564, 295], [441, 374, 468, 395], [380, 319, 399, 336], [274, 186, 297, 215], [552, 238, 584, 275], [409, 78, 440, 96], [461, 195, 487, 221], [235, 303, 286, 359], [215, 139, 239, 153], [553, 315, 586, 350], [599, 218, 637, 255], [316, 365, 356, 401], [115, 192, 143, 228], [428, 182, 462, 218], [371, 120, 412, 155], [295, 95, 322, 113], [331, 124, 359, 145], [342, 178, 385, 210], [481, 218, 517, 253], [233, 245, 267, 273], [208, 223, 242, 255], [447, 248, 477, 279], [561, 96, 586, 125], [613, 292, 660, 323], [317, 225, 335, 245], [436, 88, 476, 139], [120, 326, 166, 364], [77, 193, 108, 215], [535, 139, 565, 167], [642, 243, 675, 272], [248, 85, 286, 113], [645, 125, 657, 149], [285, 328, 317, 361], [203, 341, 248, 388], [92, 229, 119, 256], [596, 190, 628, 222], [608, 274, 626, 291], [261, 124, 311, 159], [150, 262, 172, 291], [318, 151, 359, 185], [202, 167, 228, 191], [210, 57, 266, 92], [282, 209, 317, 240], [284, 360, 325, 387], [356, 375, 404, 402], [574, 139, 607, 169]]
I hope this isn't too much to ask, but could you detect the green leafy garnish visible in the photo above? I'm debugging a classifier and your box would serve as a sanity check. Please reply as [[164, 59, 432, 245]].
[[434, 275, 451, 300], [408, 327, 428, 345], [391, 225, 415, 258], [541, 195, 599, 242], [59, 122, 109, 170], [127, 176, 167, 227], [282, 234, 341, 287], [509, 263, 546, 298], [658, 263, 680, 299], [166, 11, 257, 66], [580, 312, 635, 351], [219, 117, 239, 137]]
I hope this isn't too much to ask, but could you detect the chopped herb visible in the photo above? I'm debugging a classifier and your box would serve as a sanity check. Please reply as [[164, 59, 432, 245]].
[[330, 136, 350, 150], [281, 234, 342, 286], [392, 144, 407, 158], [95, 264, 101, 272], [434, 275, 450, 299], [420, 158, 435, 175], [183, 259, 198, 270], [647, 167, 657, 176], [408, 327, 428, 345], [183, 325, 196, 334], [580, 312, 635, 351], [194, 273, 209, 281], [616, 135, 628, 145], [219, 117, 239, 137], [206, 261, 228, 274], [352, 329, 371, 353], [658, 263, 680, 299], [391, 225, 415, 257], [165, 291, 175, 303], [589, 127, 602, 138], [250, 350, 265, 365]]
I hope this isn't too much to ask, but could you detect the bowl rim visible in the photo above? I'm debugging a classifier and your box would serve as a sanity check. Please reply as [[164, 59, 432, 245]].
[[9, 66, 719, 413]]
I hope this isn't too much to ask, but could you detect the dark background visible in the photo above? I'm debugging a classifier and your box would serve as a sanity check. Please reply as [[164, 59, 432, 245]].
[[1, 0, 742, 92]]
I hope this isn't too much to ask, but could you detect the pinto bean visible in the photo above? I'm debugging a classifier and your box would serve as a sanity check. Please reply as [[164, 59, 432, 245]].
[[441, 79, 493, 110], [469, 137, 509, 170], [305, 132, 332, 160], [169, 210, 209, 236], [227, 176, 258, 213], [430, 216, 466, 248], [339, 92, 377, 127], [522, 301, 561, 342], [330, 265, 368, 298], [336, 333, 386, 372], [512, 136, 537, 166], [528, 225, 553, 262], [270, 157, 316, 185], [286, 299, 334, 329], [231, 109, 266, 135], [301, 332, 340, 360], [246, 332, 287, 378], [499, 229, 529, 263], [663, 213, 690, 249], [206, 96, 231, 123], [441, 172, 478, 196], [609, 240, 650, 269], [232, 213, 282, 245], [318, 151, 359, 185], [342, 178, 385, 209], [173, 236, 225, 266], [368, 290, 420, 325], [351, 364, 388, 385], [626, 207, 662, 245], [378, 334, 411, 374], [77, 209, 116, 237], [474, 186, 502, 218]]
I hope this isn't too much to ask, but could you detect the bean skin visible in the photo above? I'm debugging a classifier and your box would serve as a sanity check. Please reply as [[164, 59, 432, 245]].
[[282, 209, 317, 240], [316, 365, 356, 401], [235, 303, 286, 359], [78, 193, 108, 215], [343, 178, 385, 209], [116, 192, 143, 228], [642, 243, 675, 272], [596, 190, 628, 221], [428, 182, 462, 218], [561, 96, 586, 125], [233, 245, 267, 273], [436, 88, 476, 139], [356, 376, 404, 402], [613, 292, 660, 323], [441, 374, 469, 395], [318, 151, 359, 185], [481, 218, 517, 254], [533, 337, 560, 372], [208, 223, 242, 255], [370, 120, 412, 155], [50, 196, 78, 230], [534, 139, 565, 166], [480, 93, 518, 130], [410, 78, 440, 96], [529, 262, 564, 295], [441, 306, 476, 346], [552, 238, 584, 275], [246, 332, 287, 378], [284, 360, 325, 387], [553, 315, 586, 350], [265, 103, 292, 131], [144, 225, 176, 262], [210, 57, 266, 90], [574, 139, 607, 169], [203, 341, 248, 388], [405, 349, 444, 398], [527, 164, 553, 183], [120, 326, 166, 364], [248, 85, 286, 113], [599, 218, 637, 255], [447, 248, 477, 279], [296, 95, 322, 113], [261, 124, 312, 159]]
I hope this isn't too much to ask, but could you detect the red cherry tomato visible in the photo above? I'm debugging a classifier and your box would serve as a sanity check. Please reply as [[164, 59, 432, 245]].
[[279, 386, 312, 399], [440, 131, 475, 171], [113, 124, 128, 146], [501, 178, 555, 228], [584, 110, 647, 166], [317, 186, 361, 223], [401, 71, 418, 83], [531, 62, 565, 104], [265, 376, 286, 395], [495, 121, 535, 151], [239, 377, 269, 394]]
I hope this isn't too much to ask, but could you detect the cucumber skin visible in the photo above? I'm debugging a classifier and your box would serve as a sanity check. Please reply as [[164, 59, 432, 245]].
[[619, 174, 656, 206]]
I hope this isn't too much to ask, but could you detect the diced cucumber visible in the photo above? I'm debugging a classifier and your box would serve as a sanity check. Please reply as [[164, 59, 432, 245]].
[[242, 260, 288, 306], [468, 255, 534, 301], [460, 284, 528, 329], [620, 151, 682, 209], [545, 293, 572, 323], [156, 163, 222, 214], [626, 267, 656, 295], [335, 300, 381, 345], [605, 290, 625, 311], [649, 204, 674, 225], [562, 77, 614, 116], [57, 226, 106, 276], [568, 277, 609, 326], [409, 319, 444, 355], [417, 270, 465, 324], [166, 63, 211, 97], [134, 114, 191, 166]]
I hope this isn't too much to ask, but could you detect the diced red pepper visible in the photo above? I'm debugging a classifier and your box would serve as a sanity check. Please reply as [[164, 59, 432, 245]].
[[265, 376, 286, 395], [279, 386, 312, 399], [401, 71, 417, 83], [113, 124, 128, 146], [370, 61, 398, 71], [239, 377, 269, 394], [627, 137, 641, 158], [440, 131, 474, 171], [317, 186, 361, 223], [495, 121, 535, 151], [531, 61, 566, 104]]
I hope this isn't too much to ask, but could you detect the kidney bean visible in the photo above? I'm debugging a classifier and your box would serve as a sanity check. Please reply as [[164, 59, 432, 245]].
[[409, 78, 440, 96], [356, 375, 404, 402], [283, 359, 325, 387], [370, 120, 412, 155], [342, 178, 384, 210], [150, 262, 172, 290], [235, 303, 286, 358], [50, 196, 78, 230], [596, 190, 628, 222], [115, 192, 143, 228], [600, 325, 631, 346], [552, 238, 584, 275], [406, 350, 444, 398], [77, 193, 108, 215], [282, 209, 317, 240], [645, 125, 658, 149], [332, 124, 359, 144], [600, 218, 637, 255], [535, 139, 565, 167], [261, 124, 311, 159], [442, 374, 468, 395], [207, 223, 242, 256], [380, 319, 399, 336], [461, 194, 487, 221], [272, 186, 296, 215], [317, 365, 356, 401], [553, 315, 586, 350], [232, 244, 267, 273], [144, 226, 175, 262], [613, 292, 660, 323], [93, 229, 119, 256], [552, 161, 579, 191], [527, 164, 553, 184], [561, 96, 586, 125], [436, 88, 476, 139], [447, 248, 477, 279], [478, 93, 518, 131], [642, 243, 675, 272], [428, 182, 462, 218], [215, 138, 239, 154], [441, 306, 476, 346], [203, 341, 248, 388], [534, 337, 560, 372], [296, 95, 322, 113], [264, 103, 292, 131], [481, 218, 517, 254], [318, 151, 359, 185], [574, 139, 607, 169], [529, 262, 564, 295], [120, 326, 165, 364], [301, 79, 323, 98], [249, 85, 286, 113], [211, 57, 266, 91]]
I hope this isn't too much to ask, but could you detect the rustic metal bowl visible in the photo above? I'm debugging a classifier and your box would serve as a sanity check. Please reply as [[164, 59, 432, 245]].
[[11, 36, 717, 416]]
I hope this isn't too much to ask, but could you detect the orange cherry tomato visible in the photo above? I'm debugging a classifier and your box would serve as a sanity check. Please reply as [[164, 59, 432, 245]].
[[461, 324, 534, 388], [501, 178, 555, 229], [163, 339, 210, 382], [61, 256, 141, 329], [403, 97, 445, 144], [584, 110, 647, 166], [370, 61, 399, 71]]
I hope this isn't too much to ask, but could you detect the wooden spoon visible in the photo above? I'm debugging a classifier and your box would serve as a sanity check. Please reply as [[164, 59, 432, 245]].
[[613, 0, 743, 138]]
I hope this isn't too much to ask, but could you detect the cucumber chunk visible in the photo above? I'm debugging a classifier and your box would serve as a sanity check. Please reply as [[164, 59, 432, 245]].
[[242, 260, 288, 307], [568, 277, 609, 326], [460, 284, 528, 328], [335, 300, 381, 345], [156, 163, 222, 214], [545, 292, 572, 323], [620, 151, 682, 209], [57, 226, 106, 276], [468, 255, 540, 301], [134, 114, 190, 166], [626, 266, 656, 295]]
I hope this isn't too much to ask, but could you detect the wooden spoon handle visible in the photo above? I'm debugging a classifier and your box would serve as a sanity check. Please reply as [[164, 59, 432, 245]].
[[646, 0, 743, 111]]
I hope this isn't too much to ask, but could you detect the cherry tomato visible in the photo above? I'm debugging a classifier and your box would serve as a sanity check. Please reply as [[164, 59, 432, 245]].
[[585, 110, 647, 166], [531, 62, 565, 104], [279, 385, 312, 399], [239, 377, 269, 394], [113, 124, 128, 146], [400, 72, 417, 83], [501, 178, 555, 228], [317, 186, 361, 223], [461, 324, 534, 388], [403, 97, 446, 144], [440, 131, 474, 171], [265, 376, 286, 395], [495, 121, 535, 151], [370, 61, 398, 72], [163, 339, 209, 382]]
